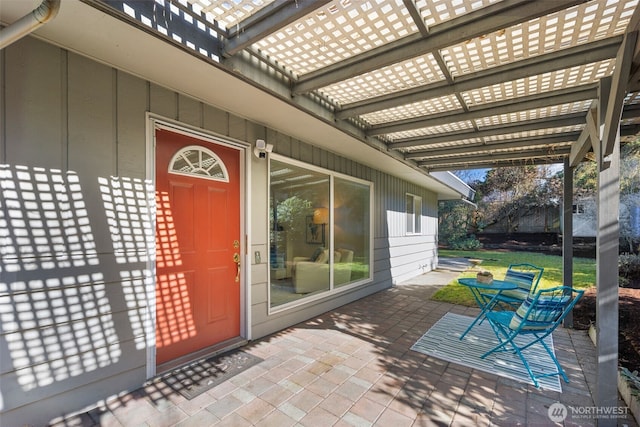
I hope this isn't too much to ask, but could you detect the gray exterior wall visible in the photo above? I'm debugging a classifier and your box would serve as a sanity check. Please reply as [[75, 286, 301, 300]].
[[0, 36, 439, 426]]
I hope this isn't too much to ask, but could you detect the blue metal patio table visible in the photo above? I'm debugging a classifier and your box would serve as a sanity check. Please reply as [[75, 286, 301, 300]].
[[457, 278, 518, 339]]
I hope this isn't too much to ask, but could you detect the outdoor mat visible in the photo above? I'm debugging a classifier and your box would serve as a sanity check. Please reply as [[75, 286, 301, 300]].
[[163, 350, 263, 400], [411, 312, 562, 392]]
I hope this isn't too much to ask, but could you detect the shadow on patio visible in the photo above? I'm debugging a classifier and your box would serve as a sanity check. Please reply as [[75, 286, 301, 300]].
[[51, 260, 636, 427]]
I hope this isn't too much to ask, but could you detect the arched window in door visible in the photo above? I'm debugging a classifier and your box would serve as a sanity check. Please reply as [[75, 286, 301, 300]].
[[168, 145, 229, 182]]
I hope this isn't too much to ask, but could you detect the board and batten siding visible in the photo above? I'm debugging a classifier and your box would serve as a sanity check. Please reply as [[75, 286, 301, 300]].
[[0, 35, 264, 427], [375, 177, 439, 285], [0, 35, 440, 426]]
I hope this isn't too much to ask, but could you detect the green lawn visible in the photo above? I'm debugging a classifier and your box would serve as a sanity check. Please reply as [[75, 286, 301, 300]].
[[433, 249, 596, 307]]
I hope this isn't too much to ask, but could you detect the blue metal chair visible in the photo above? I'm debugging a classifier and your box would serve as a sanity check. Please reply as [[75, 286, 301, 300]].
[[481, 286, 584, 388], [485, 263, 544, 309]]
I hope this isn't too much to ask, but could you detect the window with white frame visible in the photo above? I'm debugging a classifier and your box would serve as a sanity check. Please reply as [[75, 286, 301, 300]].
[[269, 158, 372, 309], [406, 193, 422, 234]]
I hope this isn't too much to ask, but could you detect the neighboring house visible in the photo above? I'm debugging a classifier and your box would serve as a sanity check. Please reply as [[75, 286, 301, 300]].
[[0, 6, 472, 427], [476, 197, 640, 241], [478, 203, 561, 234], [570, 197, 598, 237], [570, 194, 640, 240]]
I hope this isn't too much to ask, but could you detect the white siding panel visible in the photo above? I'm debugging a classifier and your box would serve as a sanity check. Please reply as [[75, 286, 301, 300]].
[[4, 37, 64, 169], [149, 83, 177, 119], [374, 178, 440, 285], [388, 247, 437, 268], [0, 251, 150, 285], [178, 94, 201, 127], [0, 314, 145, 407], [251, 278, 267, 305], [392, 262, 436, 284], [372, 260, 393, 283], [228, 113, 247, 141], [0, 362, 147, 427], [384, 236, 438, 284], [1, 41, 151, 423], [251, 263, 267, 291], [116, 73, 148, 179], [0, 280, 151, 337], [203, 104, 230, 135], [67, 54, 119, 255], [0, 306, 147, 374], [251, 301, 270, 327], [386, 209, 406, 237], [67, 53, 115, 178], [386, 237, 436, 257]]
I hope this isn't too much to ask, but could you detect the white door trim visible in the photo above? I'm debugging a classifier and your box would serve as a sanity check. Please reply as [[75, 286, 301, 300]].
[[144, 113, 250, 378]]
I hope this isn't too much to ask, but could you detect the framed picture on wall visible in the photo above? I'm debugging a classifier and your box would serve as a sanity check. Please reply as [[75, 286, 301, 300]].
[[306, 215, 324, 244]]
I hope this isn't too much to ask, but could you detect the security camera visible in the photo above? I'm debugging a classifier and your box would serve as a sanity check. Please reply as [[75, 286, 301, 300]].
[[254, 139, 273, 159]]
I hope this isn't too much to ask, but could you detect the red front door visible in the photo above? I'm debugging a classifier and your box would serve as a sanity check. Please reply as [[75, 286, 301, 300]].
[[155, 128, 241, 365]]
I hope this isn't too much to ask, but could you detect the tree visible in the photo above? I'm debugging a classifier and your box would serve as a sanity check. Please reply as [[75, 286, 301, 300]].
[[438, 200, 479, 249], [573, 160, 597, 196], [271, 195, 312, 239], [472, 166, 560, 232]]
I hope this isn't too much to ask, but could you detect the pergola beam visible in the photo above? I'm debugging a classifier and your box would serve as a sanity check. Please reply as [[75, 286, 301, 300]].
[[569, 105, 598, 167], [223, 0, 330, 56], [405, 133, 579, 159], [388, 114, 585, 150], [403, 0, 429, 36], [417, 146, 571, 167], [293, 0, 584, 94], [337, 36, 620, 119], [368, 84, 597, 136], [602, 31, 638, 156], [423, 156, 568, 172]]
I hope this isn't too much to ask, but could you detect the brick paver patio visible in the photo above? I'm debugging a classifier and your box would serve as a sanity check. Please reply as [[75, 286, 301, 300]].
[[52, 262, 637, 427]]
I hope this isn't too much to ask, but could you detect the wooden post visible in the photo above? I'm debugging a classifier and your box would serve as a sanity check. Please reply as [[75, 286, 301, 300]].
[[562, 158, 574, 327], [595, 76, 620, 426]]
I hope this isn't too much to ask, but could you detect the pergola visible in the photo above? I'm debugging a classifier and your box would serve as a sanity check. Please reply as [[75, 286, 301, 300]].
[[87, 0, 635, 161], [3, 0, 639, 423]]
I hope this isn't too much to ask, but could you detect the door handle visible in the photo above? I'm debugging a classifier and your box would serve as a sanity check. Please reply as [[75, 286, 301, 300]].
[[233, 253, 240, 282]]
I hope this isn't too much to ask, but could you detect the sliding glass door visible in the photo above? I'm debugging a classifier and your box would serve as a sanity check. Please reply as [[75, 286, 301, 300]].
[[269, 158, 372, 309]]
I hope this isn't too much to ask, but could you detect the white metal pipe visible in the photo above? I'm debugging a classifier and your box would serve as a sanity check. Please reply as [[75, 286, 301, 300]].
[[0, 0, 61, 49]]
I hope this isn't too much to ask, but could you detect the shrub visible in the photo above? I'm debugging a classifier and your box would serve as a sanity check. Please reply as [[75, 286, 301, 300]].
[[619, 254, 640, 281], [438, 200, 478, 249], [449, 235, 482, 250]]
